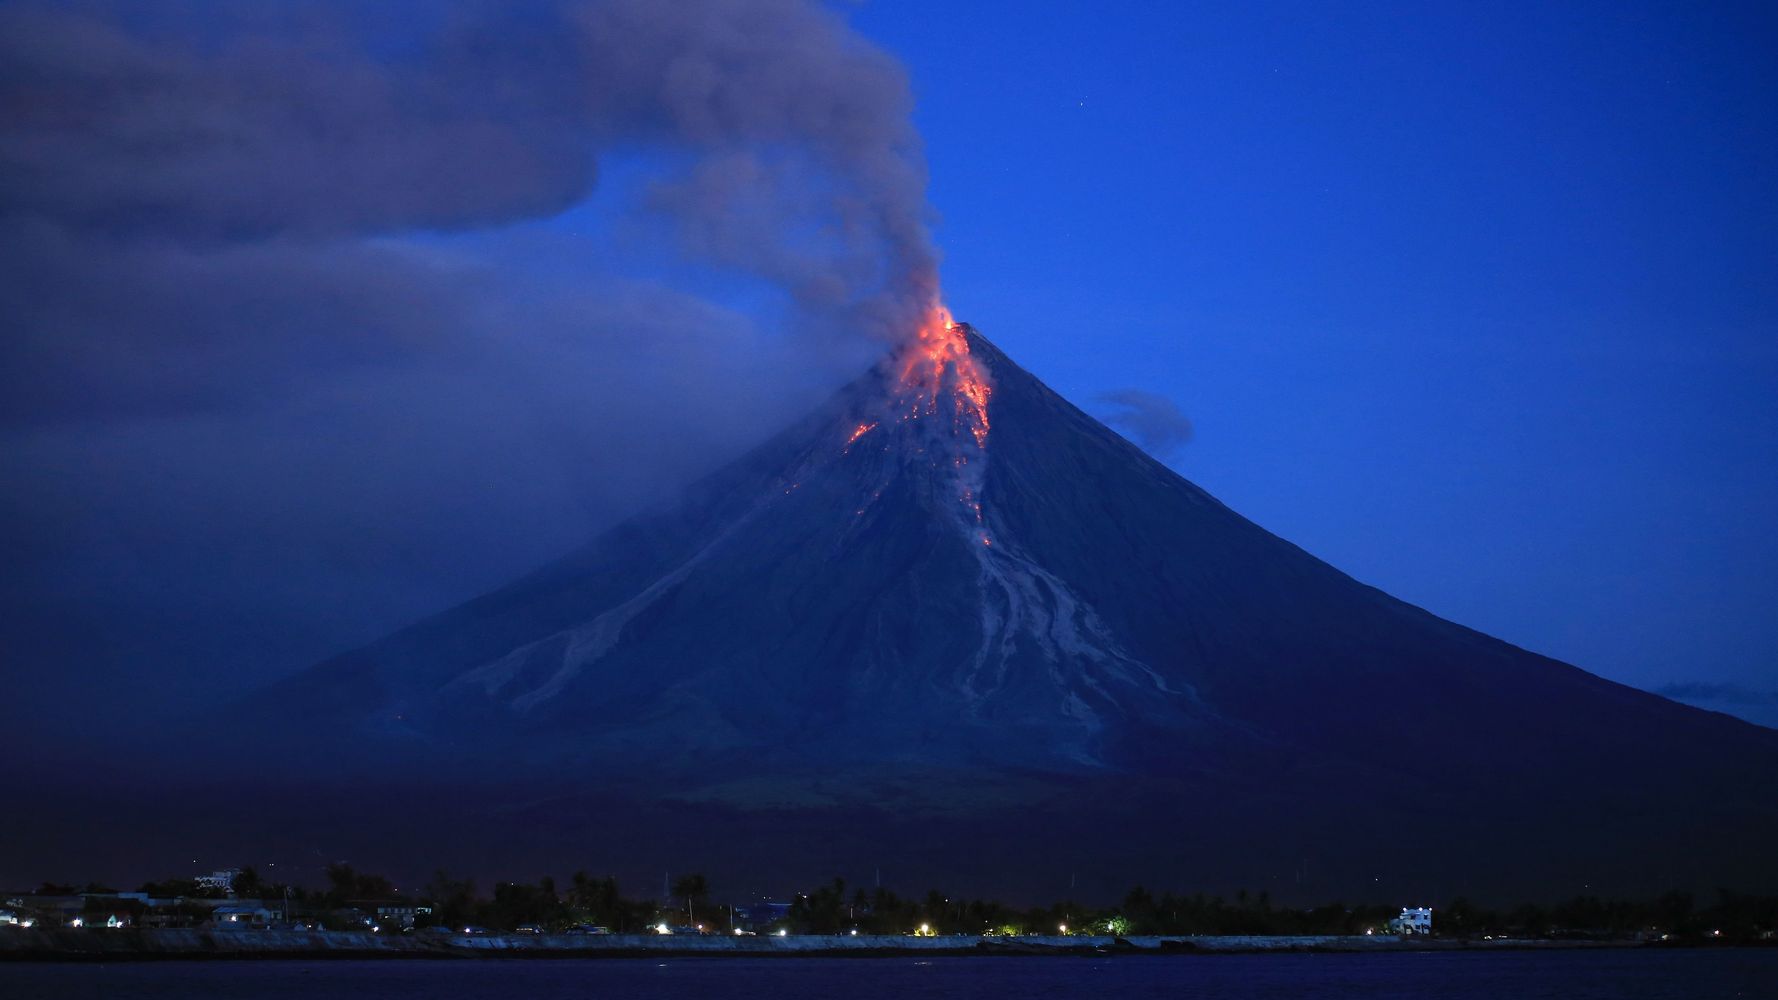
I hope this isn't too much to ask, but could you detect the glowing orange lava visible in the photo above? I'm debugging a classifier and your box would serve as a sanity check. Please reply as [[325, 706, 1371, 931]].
[[896, 304, 991, 449], [837, 303, 995, 545], [845, 421, 877, 448]]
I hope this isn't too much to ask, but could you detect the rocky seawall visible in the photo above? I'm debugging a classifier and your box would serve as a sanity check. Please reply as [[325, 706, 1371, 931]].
[[0, 929, 1639, 961]]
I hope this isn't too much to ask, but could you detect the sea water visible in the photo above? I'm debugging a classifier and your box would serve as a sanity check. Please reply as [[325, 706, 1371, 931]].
[[2, 949, 1775, 999]]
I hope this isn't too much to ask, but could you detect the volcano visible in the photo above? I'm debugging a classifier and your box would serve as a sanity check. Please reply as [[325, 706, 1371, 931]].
[[238, 321, 1776, 900]]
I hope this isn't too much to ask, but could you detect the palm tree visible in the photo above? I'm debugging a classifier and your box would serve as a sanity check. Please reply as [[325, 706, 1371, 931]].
[[671, 874, 710, 926]]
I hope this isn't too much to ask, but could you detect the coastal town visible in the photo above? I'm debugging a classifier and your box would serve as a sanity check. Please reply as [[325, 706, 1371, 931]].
[[4, 864, 1774, 960]]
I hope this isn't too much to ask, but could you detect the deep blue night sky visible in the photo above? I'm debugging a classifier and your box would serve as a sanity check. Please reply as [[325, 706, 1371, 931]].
[[1, 0, 1773, 735]]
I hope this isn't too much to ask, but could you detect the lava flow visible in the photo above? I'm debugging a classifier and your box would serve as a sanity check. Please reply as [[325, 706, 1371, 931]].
[[885, 304, 995, 545], [837, 303, 995, 545], [896, 304, 992, 449], [843, 421, 877, 451]]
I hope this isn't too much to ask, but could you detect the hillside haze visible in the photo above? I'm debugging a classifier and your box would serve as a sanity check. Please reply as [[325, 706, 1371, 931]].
[[196, 326, 1778, 898]]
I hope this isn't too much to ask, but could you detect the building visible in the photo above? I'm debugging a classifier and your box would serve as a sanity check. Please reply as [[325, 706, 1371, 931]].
[[1390, 907, 1433, 935], [195, 869, 243, 894], [372, 903, 432, 929], [212, 905, 278, 929], [11, 895, 84, 928], [736, 901, 792, 932]]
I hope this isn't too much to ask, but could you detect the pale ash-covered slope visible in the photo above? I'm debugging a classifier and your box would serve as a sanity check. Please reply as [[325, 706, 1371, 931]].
[[270, 328, 1778, 796]]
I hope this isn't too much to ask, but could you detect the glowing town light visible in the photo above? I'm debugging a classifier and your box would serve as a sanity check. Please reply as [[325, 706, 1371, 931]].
[[655, 923, 670, 935], [776, 928, 788, 937], [1058, 923, 1067, 935]]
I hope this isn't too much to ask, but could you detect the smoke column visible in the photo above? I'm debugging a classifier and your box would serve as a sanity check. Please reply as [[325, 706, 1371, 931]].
[[571, 0, 943, 339], [0, 0, 947, 733], [1, 0, 942, 352]]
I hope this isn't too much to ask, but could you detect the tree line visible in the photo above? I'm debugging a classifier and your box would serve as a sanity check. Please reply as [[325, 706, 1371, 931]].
[[26, 868, 1778, 941]]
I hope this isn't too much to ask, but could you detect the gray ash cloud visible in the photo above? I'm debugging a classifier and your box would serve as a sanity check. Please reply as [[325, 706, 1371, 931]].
[[0, 0, 943, 729], [1097, 388, 1195, 459]]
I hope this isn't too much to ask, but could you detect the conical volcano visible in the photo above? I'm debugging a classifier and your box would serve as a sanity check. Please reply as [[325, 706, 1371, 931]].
[[250, 323, 1777, 898]]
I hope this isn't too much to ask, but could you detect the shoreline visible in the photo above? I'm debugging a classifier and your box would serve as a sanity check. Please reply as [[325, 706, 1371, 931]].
[[0, 929, 1748, 962]]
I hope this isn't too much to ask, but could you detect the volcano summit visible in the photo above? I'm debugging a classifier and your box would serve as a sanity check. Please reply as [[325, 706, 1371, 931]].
[[242, 321, 1776, 899]]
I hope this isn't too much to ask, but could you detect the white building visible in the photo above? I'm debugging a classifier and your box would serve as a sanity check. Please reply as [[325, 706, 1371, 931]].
[[212, 905, 278, 928], [1390, 907, 1433, 935], [195, 869, 242, 894]]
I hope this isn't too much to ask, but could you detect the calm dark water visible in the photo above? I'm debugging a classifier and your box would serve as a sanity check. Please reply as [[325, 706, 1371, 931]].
[[2, 950, 1775, 999]]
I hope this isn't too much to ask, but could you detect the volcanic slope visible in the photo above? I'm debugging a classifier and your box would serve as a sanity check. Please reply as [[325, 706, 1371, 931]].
[[258, 324, 1778, 894]]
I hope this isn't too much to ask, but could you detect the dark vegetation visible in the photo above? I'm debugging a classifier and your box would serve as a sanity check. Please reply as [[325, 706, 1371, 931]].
[[780, 881, 1776, 941], [16, 867, 1777, 942]]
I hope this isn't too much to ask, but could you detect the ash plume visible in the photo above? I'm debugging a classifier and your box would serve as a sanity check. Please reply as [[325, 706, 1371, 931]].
[[0, 0, 943, 730], [0, 0, 938, 352], [573, 0, 941, 337]]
